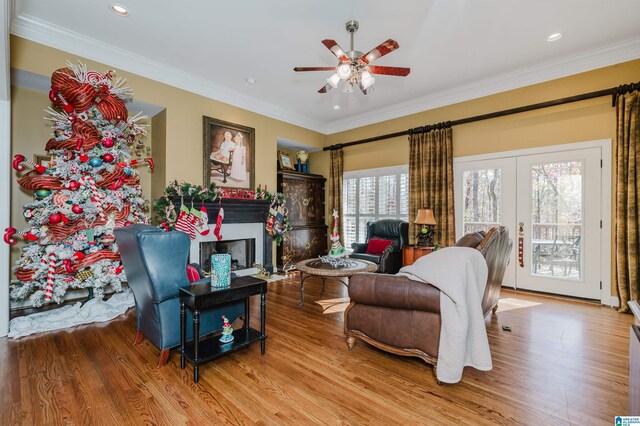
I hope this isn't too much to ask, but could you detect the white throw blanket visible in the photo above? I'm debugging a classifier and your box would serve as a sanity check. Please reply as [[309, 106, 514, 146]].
[[399, 247, 492, 383], [8, 289, 135, 339]]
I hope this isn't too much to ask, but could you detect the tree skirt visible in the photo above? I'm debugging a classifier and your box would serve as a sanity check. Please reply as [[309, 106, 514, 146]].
[[8, 289, 135, 339]]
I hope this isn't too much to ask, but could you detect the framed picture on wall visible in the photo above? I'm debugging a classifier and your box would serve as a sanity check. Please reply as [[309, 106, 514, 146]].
[[203, 116, 255, 189], [278, 151, 295, 171]]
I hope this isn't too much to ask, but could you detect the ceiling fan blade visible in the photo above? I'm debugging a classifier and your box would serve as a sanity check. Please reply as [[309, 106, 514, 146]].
[[358, 39, 400, 65], [368, 65, 410, 77], [321, 39, 350, 62], [294, 67, 336, 72], [318, 83, 333, 94]]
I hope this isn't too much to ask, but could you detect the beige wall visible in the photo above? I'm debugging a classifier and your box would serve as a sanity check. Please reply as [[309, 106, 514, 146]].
[[9, 86, 52, 264]]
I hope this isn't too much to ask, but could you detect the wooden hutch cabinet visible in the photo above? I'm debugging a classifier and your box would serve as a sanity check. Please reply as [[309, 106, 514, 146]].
[[277, 170, 328, 269]]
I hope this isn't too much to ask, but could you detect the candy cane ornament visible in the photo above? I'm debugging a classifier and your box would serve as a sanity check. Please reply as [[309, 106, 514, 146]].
[[3, 227, 39, 245], [81, 176, 106, 221], [12, 154, 47, 174], [128, 157, 154, 170], [44, 252, 56, 301]]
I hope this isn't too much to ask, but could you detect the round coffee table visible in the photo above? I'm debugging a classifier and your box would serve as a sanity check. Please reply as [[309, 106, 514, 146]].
[[295, 258, 378, 306]]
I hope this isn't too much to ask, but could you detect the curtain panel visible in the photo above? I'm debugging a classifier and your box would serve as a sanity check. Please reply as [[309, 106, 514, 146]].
[[616, 90, 640, 312], [329, 148, 344, 244], [408, 126, 455, 246]]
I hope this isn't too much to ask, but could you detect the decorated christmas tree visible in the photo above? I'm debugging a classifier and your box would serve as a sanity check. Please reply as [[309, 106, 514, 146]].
[[329, 209, 346, 257], [4, 62, 150, 306]]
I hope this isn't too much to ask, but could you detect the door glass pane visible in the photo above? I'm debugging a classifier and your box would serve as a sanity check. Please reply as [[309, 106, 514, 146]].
[[462, 168, 502, 234], [530, 161, 582, 280]]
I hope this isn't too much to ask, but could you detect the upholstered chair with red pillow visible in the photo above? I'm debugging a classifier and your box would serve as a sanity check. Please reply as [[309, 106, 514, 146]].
[[350, 219, 409, 274]]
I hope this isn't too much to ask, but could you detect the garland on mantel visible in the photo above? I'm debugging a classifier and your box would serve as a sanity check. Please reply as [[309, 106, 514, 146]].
[[152, 180, 291, 245]]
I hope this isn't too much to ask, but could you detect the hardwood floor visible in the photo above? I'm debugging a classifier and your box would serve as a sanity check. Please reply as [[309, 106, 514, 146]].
[[0, 273, 634, 425]]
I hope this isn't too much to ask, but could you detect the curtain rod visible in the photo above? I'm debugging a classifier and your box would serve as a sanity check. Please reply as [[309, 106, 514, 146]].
[[324, 81, 640, 151]]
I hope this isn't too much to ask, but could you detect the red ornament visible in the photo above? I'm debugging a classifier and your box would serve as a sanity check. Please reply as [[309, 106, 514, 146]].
[[115, 265, 124, 275], [49, 213, 62, 224], [102, 153, 114, 163], [63, 104, 74, 113], [102, 138, 114, 148], [63, 259, 75, 273], [79, 153, 89, 163], [72, 251, 85, 261], [48, 89, 58, 103], [72, 205, 83, 214], [68, 180, 80, 191]]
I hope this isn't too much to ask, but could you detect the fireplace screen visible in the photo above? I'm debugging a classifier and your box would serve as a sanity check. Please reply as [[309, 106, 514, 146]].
[[199, 239, 256, 273]]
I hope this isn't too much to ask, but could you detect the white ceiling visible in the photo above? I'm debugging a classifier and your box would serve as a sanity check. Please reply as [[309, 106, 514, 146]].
[[10, 0, 640, 134]]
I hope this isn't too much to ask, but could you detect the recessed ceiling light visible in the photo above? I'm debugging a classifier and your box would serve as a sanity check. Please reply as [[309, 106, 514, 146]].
[[333, 105, 341, 110], [110, 4, 129, 16], [245, 77, 256, 85], [547, 33, 562, 42]]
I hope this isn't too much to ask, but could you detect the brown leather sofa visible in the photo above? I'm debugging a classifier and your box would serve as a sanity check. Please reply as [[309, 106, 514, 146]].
[[344, 227, 512, 374]]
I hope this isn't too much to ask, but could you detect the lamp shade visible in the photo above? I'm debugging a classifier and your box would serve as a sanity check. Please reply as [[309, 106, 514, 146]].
[[414, 208, 436, 225]]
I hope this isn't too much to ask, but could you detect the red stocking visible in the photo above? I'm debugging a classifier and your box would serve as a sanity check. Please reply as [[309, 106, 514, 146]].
[[214, 207, 224, 241]]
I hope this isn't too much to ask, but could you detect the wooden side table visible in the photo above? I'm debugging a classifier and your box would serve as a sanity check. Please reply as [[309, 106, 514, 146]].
[[179, 276, 267, 383], [402, 245, 436, 266]]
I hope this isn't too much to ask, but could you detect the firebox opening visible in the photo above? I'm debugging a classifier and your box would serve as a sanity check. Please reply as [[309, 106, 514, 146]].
[[199, 239, 256, 273]]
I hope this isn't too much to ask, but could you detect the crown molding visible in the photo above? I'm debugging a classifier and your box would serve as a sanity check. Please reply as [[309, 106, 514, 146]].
[[325, 36, 640, 134], [10, 13, 328, 134]]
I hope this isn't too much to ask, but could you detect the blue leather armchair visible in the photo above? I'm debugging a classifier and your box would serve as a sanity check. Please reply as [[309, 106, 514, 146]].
[[114, 224, 244, 366]]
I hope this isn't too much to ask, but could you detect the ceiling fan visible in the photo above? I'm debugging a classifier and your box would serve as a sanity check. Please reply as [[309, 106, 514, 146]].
[[294, 20, 410, 95]]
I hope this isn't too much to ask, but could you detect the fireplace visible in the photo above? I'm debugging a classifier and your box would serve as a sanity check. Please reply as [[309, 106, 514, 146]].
[[172, 197, 273, 274], [199, 238, 256, 272]]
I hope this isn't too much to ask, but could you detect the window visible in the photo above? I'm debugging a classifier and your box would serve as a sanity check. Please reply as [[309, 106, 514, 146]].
[[343, 165, 409, 249]]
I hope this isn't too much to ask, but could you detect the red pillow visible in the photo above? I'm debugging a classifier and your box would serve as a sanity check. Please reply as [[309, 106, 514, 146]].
[[186, 265, 201, 283], [366, 238, 393, 255]]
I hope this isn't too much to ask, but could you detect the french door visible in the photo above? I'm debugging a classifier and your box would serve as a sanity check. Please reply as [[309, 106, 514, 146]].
[[454, 147, 602, 299]]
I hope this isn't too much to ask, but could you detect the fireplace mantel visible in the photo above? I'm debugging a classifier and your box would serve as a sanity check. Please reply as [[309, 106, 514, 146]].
[[170, 197, 273, 272]]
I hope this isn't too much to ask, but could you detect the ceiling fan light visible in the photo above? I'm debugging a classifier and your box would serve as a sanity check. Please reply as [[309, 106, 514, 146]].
[[361, 71, 375, 89], [326, 73, 340, 88], [337, 62, 352, 79], [343, 83, 354, 94]]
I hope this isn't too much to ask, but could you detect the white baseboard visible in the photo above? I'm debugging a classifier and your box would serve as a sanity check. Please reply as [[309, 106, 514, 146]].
[[608, 296, 620, 308]]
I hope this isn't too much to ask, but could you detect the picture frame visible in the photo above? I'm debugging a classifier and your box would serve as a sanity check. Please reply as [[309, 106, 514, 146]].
[[278, 151, 295, 171], [203, 116, 255, 189]]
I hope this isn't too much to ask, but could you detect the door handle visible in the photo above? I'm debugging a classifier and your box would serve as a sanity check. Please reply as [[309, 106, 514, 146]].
[[518, 222, 524, 268]]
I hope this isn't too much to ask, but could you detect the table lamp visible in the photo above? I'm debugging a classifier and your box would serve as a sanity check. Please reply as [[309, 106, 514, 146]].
[[414, 208, 437, 246]]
